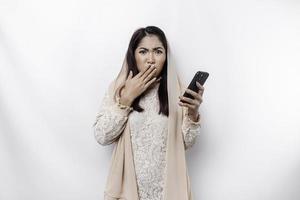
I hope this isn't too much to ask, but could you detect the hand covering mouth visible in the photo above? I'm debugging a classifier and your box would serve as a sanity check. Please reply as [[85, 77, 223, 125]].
[[148, 64, 156, 69]]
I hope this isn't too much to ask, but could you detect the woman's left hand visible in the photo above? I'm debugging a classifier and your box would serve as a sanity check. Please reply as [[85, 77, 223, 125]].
[[178, 81, 205, 122]]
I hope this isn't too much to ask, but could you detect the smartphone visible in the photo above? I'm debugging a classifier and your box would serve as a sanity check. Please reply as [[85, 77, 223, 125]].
[[180, 71, 209, 103]]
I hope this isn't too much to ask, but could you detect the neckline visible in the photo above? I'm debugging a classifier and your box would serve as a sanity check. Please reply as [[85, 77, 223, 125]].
[[144, 81, 160, 93]]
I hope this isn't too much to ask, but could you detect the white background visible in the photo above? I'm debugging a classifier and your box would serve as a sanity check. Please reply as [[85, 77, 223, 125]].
[[0, 0, 299, 199]]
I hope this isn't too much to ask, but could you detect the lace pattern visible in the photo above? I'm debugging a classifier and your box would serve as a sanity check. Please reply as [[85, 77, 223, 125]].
[[93, 83, 201, 200], [93, 92, 131, 145], [129, 84, 168, 200]]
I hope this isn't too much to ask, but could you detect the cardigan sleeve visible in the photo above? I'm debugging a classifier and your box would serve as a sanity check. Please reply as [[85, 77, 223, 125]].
[[181, 107, 201, 150], [93, 90, 132, 146]]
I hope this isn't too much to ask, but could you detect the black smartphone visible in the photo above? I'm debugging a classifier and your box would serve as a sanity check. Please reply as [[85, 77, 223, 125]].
[[180, 71, 209, 103]]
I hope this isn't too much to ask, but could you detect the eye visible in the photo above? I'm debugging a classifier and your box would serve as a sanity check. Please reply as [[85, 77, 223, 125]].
[[139, 50, 146, 54], [155, 50, 163, 54]]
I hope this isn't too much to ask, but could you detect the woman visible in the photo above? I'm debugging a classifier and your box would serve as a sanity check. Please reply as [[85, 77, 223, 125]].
[[93, 26, 205, 200]]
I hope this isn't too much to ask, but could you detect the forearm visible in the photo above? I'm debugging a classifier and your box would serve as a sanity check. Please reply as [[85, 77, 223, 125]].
[[182, 108, 201, 150], [94, 104, 131, 145], [93, 91, 132, 146]]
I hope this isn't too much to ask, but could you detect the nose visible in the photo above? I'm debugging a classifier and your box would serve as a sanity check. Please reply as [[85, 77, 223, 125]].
[[147, 52, 155, 64]]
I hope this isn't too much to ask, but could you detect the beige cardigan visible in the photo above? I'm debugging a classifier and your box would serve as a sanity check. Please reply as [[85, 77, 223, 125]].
[[102, 50, 194, 200]]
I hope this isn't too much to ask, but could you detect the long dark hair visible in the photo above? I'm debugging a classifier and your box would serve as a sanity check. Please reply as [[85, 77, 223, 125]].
[[125, 26, 169, 116]]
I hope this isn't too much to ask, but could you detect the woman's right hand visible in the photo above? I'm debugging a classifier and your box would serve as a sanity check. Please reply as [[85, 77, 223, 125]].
[[119, 65, 162, 106]]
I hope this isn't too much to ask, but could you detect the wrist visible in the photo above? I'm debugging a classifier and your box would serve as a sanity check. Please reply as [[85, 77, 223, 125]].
[[188, 110, 200, 122], [119, 95, 133, 107], [118, 87, 133, 106]]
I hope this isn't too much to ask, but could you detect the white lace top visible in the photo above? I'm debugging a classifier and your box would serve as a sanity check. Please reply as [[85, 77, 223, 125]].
[[93, 82, 201, 200]]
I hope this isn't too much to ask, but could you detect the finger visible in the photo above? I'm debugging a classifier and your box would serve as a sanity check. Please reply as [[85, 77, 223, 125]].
[[196, 81, 205, 95], [144, 76, 157, 88], [150, 77, 162, 85], [178, 101, 197, 109], [136, 65, 153, 78], [155, 77, 162, 83], [178, 96, 199, 106], [141, 66, 156, 81], [143, 67, 157, 83], [196, 81, 205, 91], [185, 89, 201, 100]]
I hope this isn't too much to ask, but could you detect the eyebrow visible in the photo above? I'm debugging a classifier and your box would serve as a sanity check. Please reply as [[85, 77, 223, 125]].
[[138, 47, 164, 50]]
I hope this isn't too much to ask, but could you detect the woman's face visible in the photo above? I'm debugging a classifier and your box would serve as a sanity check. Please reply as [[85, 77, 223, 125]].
[[134, 34, 166, 77]]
